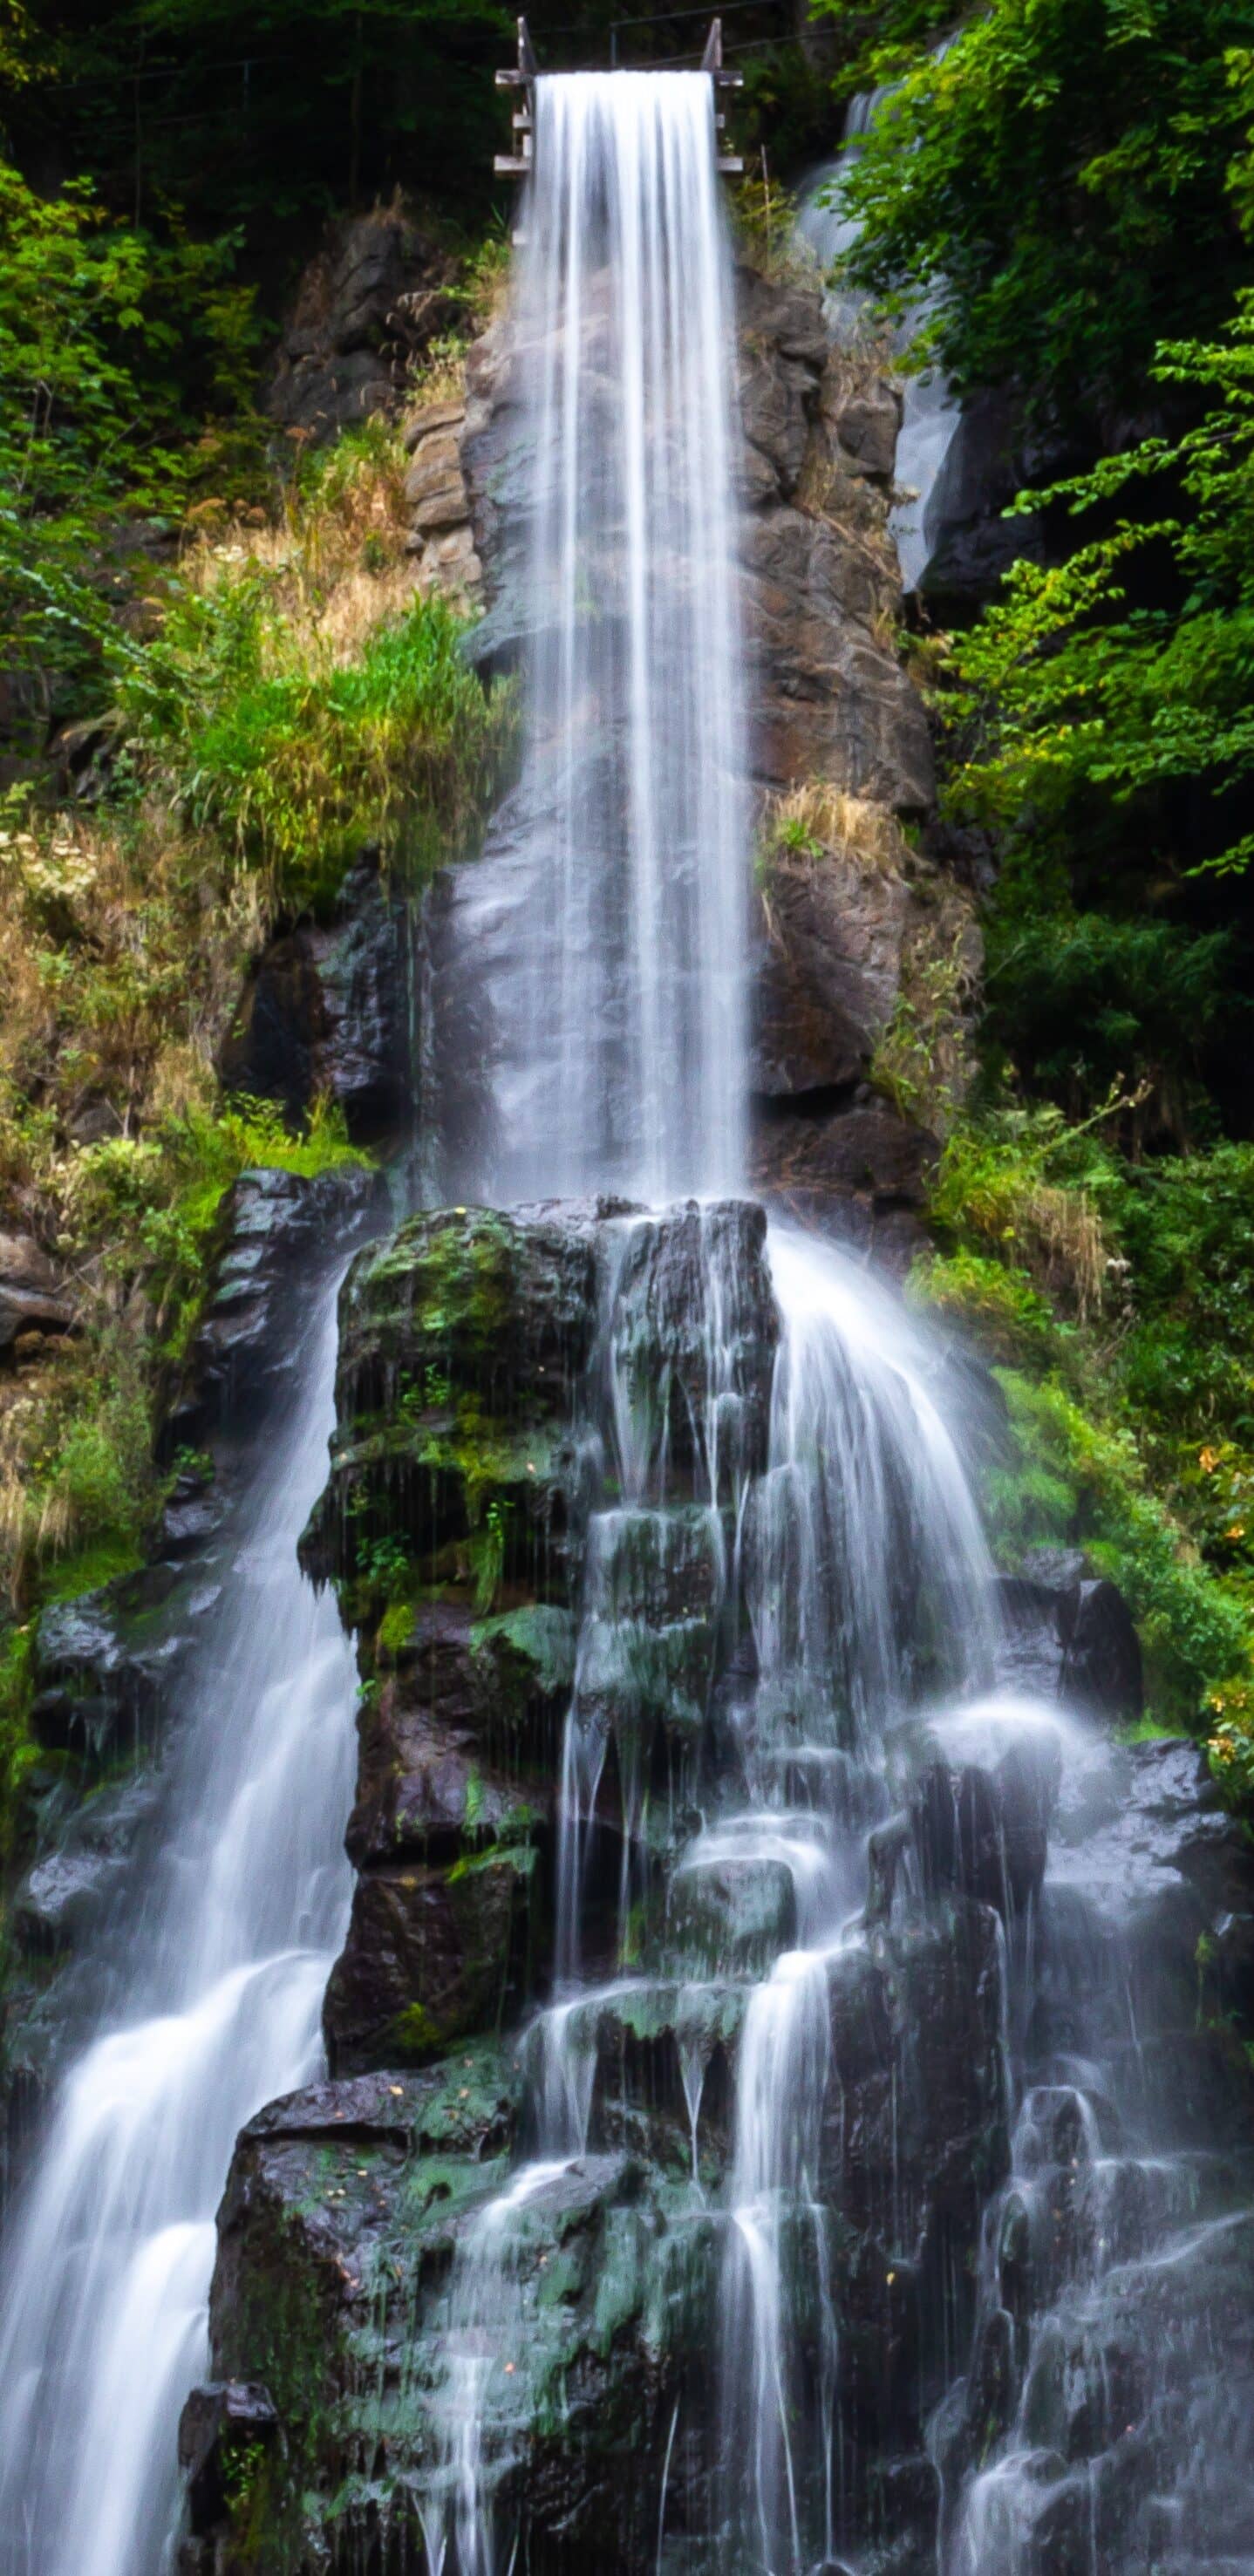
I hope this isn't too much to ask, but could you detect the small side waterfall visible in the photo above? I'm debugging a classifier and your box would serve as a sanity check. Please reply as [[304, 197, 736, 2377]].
[[456, 70, 747, 1203], [0, 1280, 359, 2575], [796, 74, 962, 595]]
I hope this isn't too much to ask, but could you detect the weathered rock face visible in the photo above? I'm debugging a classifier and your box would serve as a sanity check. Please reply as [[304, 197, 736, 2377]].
[[734, 263, 978, 1261], [748, 822, 980, 1264], [409, 258, 978, 1255], [994, 1544, 1144, 1724], [265, 206, 460, 446], [173, 1162, 386, 1448], [0, 1231, 78, 1357], [299, 1199, 779, 2081], [220, 861, 414, 1144], [401, 392, 483, 603], [735, 267, 932, 818]]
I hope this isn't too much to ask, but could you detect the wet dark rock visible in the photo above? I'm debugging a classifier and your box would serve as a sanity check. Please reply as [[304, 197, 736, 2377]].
[[349, 1686, 546, 1866], [917, 388, 1049, 622], [751, 1098, 937, 1270], [878, 1702, 1067, 1921], [823, 1902, 1010, 2334], [155, 1462, 227, 1559], [200, 2077, 718, 2575], [178, 2382, 278, 2537], [30, 1563, 207, 1773], [265, 206, 460, 445], [323, 1846, 536, 2076], [176, 1162, 386, 1444], [300, 1201, 604, 1603], [666, 1850, 797, 1977], [348, 1597, 570, 1868], [13, 1768, 163, 1955], [242, 2053, 515, 2157], [995, 1550, 1143, 1724], [219, 861, 412, 1142], [752, 854, 911, 1097], [603, 1201, 780, 1490]]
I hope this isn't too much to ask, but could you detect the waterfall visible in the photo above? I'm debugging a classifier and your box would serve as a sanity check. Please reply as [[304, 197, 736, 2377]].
[[454, 69, 747, 1203], [7, 44, 1251, 2576], [0, 1281, 358, 2575]]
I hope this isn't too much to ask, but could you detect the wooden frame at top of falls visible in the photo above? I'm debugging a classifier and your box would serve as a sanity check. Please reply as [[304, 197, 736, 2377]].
[[494, 14, 745, 175]]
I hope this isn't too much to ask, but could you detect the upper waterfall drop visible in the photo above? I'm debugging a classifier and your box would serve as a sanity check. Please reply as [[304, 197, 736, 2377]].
[[465, 70, 748, 1204]]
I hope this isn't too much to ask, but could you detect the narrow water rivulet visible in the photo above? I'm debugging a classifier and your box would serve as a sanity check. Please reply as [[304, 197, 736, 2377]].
[[5, 50, 1254, 2576], [0, 1278, 359, 2573]]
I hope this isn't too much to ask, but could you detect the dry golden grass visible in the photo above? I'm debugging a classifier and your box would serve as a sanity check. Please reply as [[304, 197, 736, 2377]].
[[766, 779, 909, 876], [1022, 1181, 1108, 1325], [182, 418, 416, 669]]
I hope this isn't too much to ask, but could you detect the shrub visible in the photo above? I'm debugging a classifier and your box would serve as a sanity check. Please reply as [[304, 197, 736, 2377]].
[[990, 1370, 1250, 1723], [119, 577, 515, 914], [910, 1251, 1055, 1367]]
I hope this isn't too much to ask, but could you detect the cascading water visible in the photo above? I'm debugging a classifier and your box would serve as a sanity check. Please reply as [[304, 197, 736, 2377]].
[[0, 1278, 359, 2574], [8, 44, 1254, 2576], [449, 69, 746, 1204], [421, 62, 1006, 2576]]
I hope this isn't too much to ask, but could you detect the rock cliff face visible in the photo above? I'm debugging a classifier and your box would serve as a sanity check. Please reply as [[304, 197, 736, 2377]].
[[266, 206, 461, 447]]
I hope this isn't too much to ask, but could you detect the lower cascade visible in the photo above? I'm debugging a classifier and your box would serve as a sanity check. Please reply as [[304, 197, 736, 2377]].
[[1, 50, 1252, 2576]]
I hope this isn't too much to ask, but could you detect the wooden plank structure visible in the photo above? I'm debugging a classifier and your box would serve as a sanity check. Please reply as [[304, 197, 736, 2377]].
[[494, 14, 744, 176]]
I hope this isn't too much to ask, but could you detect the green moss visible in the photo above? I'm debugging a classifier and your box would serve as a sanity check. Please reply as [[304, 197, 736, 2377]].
[[375, 1596, 417, 1659], [0, 1623, 37, 1859], [910, 1250, 1056, 1367], [391, 2000, 446, 2059], [469, 1603, 577, 1701]]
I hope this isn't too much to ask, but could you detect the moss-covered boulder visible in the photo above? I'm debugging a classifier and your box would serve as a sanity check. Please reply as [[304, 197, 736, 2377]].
[[179, 2059, 719, 2576], [300, 1203, 606, 1612]]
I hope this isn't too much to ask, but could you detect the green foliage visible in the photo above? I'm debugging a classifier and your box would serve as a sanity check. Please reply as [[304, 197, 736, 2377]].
[[926, 1096, 1120, 1321], [989, 1369, 1249, 1723], [910, 1250, 1054, 1366], [917, 1101, 1254, 1724], [941, 296, 1254, 877], [983, 903, 1242, 1114], [817, 0, 1254, 430], [1207, 1675, 1254, 1809], [1114, 1146, 1254, 1441], [0, 153, 260, 708], [7, 0, 515, 239], [119, 578, 511, 909], [0, 1619, 37, 1857]]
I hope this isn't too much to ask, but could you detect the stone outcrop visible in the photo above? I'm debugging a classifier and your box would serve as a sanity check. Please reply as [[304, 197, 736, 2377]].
[[994, 1544, 1144, 1724], [736, 265, 933, 817], [219, 858, 414, 1143], [299, 1199, 779, 2078], [0, 1232, 78, 1358], [401, 391, 483, 602], [265, 204, 460, 446]]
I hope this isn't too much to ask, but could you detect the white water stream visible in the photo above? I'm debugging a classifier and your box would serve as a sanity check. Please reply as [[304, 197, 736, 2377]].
[[458, 68, 747, 1203], [0, 1284, 358, 2574]]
